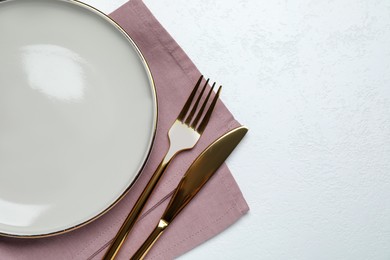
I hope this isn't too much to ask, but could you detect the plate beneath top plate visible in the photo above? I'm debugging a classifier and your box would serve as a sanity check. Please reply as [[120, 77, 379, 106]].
[[0, 0, 157, 237]]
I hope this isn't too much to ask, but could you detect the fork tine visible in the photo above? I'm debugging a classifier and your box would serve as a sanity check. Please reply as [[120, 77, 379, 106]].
[[184, 78, 209, 125], [177, 75, 203, 121], [196, 85, 222, 134], [191, 82, 215, 128]]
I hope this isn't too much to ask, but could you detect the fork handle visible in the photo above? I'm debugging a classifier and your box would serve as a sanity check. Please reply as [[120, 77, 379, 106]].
[[103, 157, 170, 260], [130, 219, 168, 260]]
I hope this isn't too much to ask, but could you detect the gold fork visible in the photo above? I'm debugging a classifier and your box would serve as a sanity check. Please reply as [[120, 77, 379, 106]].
[[103, 75, 221, 260]]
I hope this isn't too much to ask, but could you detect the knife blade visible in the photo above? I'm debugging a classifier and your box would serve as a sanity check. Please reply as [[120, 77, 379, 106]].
[[130, 126, 248, 260]]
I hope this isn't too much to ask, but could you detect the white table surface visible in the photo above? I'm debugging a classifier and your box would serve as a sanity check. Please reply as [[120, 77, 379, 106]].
[[84, 1, 390, 259]]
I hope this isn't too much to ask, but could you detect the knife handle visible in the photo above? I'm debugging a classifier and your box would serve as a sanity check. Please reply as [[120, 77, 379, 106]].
[[130, 219, 169, 260]]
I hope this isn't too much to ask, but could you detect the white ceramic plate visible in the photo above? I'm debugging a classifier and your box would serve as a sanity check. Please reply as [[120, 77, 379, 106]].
[[0, 0, 157, 237]]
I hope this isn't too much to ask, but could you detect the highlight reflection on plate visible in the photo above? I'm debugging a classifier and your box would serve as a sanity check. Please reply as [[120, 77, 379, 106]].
[[0, 0, 157, 237], [21, 44, 88, 102]]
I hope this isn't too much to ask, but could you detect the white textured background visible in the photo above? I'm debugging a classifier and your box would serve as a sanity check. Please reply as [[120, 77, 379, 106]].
[[85, 0, 390, 259]]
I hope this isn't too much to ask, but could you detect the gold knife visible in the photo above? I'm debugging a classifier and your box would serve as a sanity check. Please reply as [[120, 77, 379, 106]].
[[130, 126, 248, 260]]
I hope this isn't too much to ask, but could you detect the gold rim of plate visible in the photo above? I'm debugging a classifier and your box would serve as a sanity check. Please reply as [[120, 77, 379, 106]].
[[0, 0, 158, 239]]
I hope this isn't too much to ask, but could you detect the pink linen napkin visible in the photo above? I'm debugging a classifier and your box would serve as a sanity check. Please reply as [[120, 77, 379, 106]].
[[0, 0, 249, 259]]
